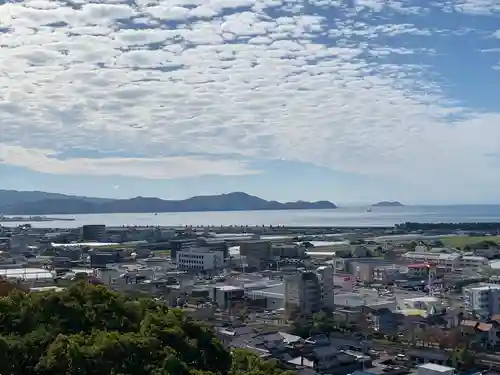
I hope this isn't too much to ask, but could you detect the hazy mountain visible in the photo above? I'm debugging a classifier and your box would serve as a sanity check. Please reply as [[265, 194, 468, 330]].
[[372, 201, 404, 207], [0, 190, 337, 215], [0, 190, 112, 207]]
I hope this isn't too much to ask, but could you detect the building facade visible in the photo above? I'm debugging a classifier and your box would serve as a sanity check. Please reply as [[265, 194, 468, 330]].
[[81, 225, 106, 242], [176, 247, 224, 272], [463, 284, 500, 318], [285, 270, 322, 315]]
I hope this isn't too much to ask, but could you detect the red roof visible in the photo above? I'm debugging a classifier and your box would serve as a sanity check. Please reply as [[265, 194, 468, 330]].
[[408, 263, 430, 269]]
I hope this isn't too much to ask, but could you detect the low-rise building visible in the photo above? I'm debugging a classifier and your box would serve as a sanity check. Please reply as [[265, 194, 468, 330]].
[[402, 252, 460, 271], [463, 284, 500, 318], [176, 247, 224, 272]]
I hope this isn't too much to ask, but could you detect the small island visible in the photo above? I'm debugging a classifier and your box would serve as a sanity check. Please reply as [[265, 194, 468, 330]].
[[372, 201, 404, 207]]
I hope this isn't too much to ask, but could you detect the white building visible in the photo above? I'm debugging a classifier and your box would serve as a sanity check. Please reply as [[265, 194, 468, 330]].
[[463, 284, 500, 317], [403, 252, 461, 271], [418, 363, 454, 375], [460, 255, 488, 269], [176, 247, 224, 272], [403, 252, 486, 271]]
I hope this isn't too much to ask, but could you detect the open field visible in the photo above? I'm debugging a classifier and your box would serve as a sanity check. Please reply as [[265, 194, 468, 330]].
[[441, 235, 500, 248]]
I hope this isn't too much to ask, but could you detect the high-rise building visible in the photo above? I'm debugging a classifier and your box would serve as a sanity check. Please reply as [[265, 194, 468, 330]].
[[285, 270, 322, 315], [316, 265, 335, 310]]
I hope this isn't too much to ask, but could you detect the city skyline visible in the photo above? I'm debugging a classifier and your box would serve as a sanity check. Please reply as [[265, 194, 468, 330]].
[[1, 0, 500, 204]]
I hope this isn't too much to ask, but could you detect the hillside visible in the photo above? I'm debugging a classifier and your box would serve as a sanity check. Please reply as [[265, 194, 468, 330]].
[[0, 190, 337, 215], [0, 281, 292, 375]]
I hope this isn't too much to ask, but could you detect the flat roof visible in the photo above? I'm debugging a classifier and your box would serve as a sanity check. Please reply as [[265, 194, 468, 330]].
[[419, 363, 454, 372], [52, 242, 120, 247], [403, 296, 439, 302], [467, 284, 500, 291], [216, 285, 243, 291], [0, 267, 54, 280]]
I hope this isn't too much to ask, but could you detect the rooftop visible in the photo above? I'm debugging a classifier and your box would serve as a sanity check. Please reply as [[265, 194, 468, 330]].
[[418, 363, 454, 372], [466, 284, 500, 291]]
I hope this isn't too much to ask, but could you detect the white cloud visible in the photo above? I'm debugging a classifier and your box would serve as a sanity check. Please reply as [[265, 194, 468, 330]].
[[0, 0, 499, 189], [0, 145, 258, 179]]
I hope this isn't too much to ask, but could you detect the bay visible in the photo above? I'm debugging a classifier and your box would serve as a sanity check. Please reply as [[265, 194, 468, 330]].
[[4, 205, 500, 228]]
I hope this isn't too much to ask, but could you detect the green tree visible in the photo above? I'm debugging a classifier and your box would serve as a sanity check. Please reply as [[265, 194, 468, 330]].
[[0, 281, 291, 375]]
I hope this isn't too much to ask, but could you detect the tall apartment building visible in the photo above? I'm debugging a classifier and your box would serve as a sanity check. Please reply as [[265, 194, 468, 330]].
[[463, 284, 500, 318], [285, 270, 322, 315], [316, 265, 335, 310]]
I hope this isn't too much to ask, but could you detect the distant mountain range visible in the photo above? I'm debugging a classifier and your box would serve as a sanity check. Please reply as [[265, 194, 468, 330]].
[[0, 190, 337, 215], [372, 201, 404, 207]]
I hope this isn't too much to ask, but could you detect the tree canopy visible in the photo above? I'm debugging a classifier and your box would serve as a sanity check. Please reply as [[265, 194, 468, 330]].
[[0, 282, 293, 375]]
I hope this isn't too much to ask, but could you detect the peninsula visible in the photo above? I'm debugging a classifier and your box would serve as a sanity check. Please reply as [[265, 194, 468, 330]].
[[0, 190, 337, 215], [372, 201, 404, 207], [0, 215, 75, 222]]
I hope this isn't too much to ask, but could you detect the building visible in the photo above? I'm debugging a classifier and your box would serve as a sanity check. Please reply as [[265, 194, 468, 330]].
[[210, 285, 245, 309], [463, 284, 500, 318], [316, 265, 335, 310], [81, 225, 106, 242], [371, 265, 400, 283], [285, 270, 322, 315], [176, 247, 224, 273], [460, 255, 488, 269], [406, 263, 430, 278], [169, 238, 198, 259], [346, 259, 403, 283], [417, 363, 454, 375], [239, 240, 272, 270], [196, 237, 230, 258], [272, 244, 306, 258], [398, 296, 445, 317], [90, 252, 121, 268], [402, 252, 460, 272]]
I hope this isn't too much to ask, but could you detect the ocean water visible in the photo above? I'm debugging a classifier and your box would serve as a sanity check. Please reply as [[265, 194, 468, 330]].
[[4, 205, 500, 228]]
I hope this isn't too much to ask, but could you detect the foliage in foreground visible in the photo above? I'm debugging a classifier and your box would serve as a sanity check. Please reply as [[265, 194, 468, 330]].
[[0, 282, 292, 375]]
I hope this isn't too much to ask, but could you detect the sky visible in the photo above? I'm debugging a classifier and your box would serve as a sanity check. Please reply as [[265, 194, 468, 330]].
[[1, 0, 500, 205]]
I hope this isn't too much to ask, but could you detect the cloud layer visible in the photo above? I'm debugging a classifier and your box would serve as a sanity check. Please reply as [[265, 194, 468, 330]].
[[1, 0, 500, 183]]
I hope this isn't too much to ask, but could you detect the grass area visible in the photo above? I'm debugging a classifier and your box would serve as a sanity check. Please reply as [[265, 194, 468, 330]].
[[153, 250, 171, 256], [441, 235, 500, 248]]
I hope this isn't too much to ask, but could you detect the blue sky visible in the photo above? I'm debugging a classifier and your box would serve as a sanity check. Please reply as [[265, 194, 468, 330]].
[[1, 0, 500, 204]]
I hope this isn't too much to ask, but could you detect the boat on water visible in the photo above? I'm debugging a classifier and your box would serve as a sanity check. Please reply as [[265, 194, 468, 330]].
[[366, 208, 372, 212], [0, 215, 75, 222]]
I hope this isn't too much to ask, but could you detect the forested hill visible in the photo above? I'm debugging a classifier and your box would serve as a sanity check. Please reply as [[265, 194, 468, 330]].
[[0, 189, 337, 214], [0, 282, 294, 375]]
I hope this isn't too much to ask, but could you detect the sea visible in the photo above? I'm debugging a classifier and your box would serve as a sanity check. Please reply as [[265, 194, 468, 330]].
[[4, 205, 500, 228]]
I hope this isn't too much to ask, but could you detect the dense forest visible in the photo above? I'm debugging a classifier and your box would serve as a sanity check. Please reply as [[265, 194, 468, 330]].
[[0, 281, 294, 375]]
